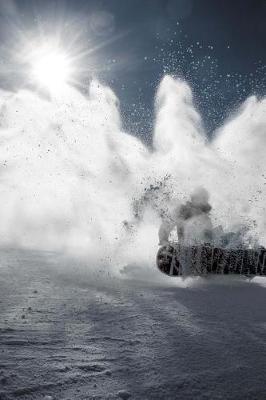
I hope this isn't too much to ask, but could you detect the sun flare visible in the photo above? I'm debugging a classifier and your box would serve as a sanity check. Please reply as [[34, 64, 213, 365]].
[[30, 45, 72, 93]]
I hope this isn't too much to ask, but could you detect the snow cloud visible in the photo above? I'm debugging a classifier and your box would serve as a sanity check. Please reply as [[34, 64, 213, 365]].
[[0, 76, 265, 272]]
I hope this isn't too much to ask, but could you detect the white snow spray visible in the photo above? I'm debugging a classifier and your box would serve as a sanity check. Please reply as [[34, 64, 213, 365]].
[[0, 75, 265, 275]]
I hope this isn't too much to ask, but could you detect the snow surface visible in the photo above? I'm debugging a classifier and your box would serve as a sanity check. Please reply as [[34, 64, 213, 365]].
[[0, 249, 266, 400]]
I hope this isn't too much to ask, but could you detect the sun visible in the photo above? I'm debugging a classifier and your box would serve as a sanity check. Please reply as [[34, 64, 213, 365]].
[[29, 45, 72, 93], [32, 51, 70, 91]]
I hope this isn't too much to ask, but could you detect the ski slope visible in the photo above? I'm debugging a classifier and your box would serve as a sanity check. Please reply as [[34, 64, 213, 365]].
[[0, 249, 266, 400]]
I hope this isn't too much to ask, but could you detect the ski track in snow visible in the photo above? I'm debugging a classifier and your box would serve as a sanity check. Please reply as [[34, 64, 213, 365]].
[[0, 249, 266, 400]]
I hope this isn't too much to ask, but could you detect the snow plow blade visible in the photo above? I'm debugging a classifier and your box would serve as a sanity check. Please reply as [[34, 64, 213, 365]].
[[156, 243, 266, 277]]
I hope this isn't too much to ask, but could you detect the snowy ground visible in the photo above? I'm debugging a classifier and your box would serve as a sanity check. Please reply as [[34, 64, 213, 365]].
[[0, 249, 266, 400]]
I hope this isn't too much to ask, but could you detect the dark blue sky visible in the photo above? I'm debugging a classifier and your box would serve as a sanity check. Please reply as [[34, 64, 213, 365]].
[[0, 0, 265, 143]]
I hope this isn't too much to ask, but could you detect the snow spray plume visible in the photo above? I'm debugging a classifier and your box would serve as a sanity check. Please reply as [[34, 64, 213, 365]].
[[0, 76, 265, 273]]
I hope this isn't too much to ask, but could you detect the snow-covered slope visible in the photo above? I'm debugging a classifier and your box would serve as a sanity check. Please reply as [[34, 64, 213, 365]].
[[0, 249, 265, 400]]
